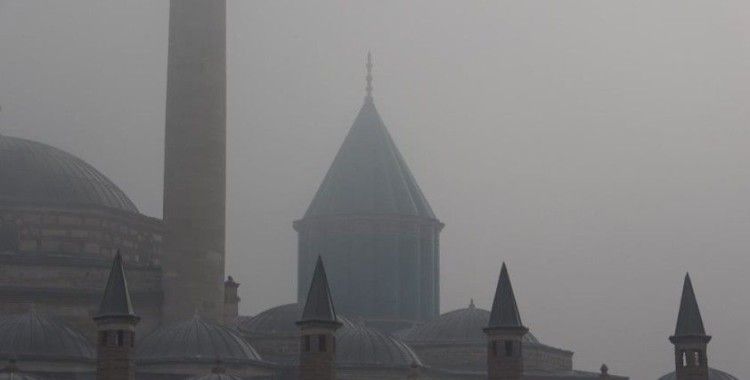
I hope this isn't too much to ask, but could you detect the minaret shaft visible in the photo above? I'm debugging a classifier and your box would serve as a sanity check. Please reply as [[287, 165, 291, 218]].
[[162, 0, 227, 323]]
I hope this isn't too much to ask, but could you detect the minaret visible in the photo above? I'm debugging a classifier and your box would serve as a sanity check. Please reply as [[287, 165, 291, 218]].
[[162, 0, 227, 322], [94, 252, 140, 380], [483, 263, 528, 380], [295, 54, 443, 331], [297, 257, 342, 380], [669, 274, 711, 380]]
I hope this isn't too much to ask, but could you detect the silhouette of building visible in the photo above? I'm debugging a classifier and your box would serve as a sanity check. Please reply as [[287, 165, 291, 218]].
[[294, 53, 443, 332]]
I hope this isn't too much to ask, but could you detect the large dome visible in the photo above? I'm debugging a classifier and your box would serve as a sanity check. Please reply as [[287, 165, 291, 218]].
[[137, 316, 263, 364], [239, 303, 299, 337], [0, 310, 95, 361], [659, 368, 738, 380], [401, 302, 539, 345], [0, 135, 137, 213]]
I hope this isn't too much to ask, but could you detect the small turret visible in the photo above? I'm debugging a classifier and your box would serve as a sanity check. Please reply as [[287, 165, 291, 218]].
[[669, 274, 711, 380], [223, 276, 240, 327], [483, 263, 528, 380], [94, 252, 140, 380], [297, 257, 342, 380]]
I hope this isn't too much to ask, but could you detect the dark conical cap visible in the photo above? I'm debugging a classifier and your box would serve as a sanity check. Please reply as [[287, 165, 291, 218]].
[[487, 263, 524, 329], [299, 257, 338, 324], [302, 57, 436, 220], [96, 252, 136, 319], [674, 273, 706, 336]]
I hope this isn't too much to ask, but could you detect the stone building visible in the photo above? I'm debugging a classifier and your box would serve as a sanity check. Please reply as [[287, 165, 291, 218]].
[[294, 54, 443, 332]]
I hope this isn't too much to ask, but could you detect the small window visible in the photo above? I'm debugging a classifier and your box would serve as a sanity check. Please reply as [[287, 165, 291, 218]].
[[505, 341, 514, 357], [491, 341, 498, 356], [693, 351, 701, 366], [303, 335, 311, 352], [681, 351, 688, 367], [99, 331, 107, 346], [130, 332, 135, 348], [319, 335, 327, 352], [116, 330, 124, 347], [332, 336, 336, 353]]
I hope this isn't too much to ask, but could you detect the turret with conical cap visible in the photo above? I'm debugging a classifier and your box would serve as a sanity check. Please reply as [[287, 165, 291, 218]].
[[297, 257, 341, 380], [94, 252, 140, 380], [295, 54, 443, 330], [484, 263, 527, 380], [669, 273, 711, 380]]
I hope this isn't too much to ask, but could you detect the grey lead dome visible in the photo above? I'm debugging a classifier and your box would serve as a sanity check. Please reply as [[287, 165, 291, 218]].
[[0, 135, 137, 213], [136, 316, 262, 363]]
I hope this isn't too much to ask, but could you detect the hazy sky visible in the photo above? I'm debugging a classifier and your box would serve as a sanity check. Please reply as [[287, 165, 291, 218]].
[[1, 1, 749, 379]]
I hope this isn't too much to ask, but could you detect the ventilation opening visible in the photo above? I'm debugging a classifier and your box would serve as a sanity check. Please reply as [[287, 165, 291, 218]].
[[505, 341, 514, 357]]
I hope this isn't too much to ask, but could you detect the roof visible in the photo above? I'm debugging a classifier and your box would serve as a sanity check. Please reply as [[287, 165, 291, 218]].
[[0, 134, 137, 213], [299, 257, 338, 324], [0, 310, 95, 361], [336, 319, 421, 369], [401, 301, 540, 345], [136, 315, 263, 364], [240, 303, 422, 368], [674, 273, 706, 336], [96, 252, 136, 319], [487, 263, 524, 329], [303, 96, 436, 220], [659, 368, 737, 380], [239, 303, 299, 337]]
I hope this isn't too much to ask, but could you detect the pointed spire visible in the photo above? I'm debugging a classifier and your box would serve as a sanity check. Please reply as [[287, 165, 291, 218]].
[[487, 263, 524, 328], [299, 256, 338, 323], [674, 273, 706, 336], [96, 251, 136, 319], [469, 298, 476, 309], [365, 51, 373, 102]]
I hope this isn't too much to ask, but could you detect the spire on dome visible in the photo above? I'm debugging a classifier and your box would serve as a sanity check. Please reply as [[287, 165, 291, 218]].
[[674, 273, 707, 336], [299, 256, 338, 324], [487, 263, 524, 329], [365, 51, 373, 102], [96, 251, 137, 319]]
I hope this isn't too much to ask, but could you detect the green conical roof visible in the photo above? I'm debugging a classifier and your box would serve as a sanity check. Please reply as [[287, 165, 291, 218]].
[[487, 263, 524, 328], [300, 257, 337, 323], [304, 97, 435, 219], [674, 273, 706, 336], [96, 252, 136, 318]]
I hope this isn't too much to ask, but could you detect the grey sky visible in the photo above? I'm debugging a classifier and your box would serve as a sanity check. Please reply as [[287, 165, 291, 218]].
[[1, 1, 749, 380]]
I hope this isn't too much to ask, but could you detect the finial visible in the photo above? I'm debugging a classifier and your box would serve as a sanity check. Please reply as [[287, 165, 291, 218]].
[[365, 51, 373, 101], [469, 298, 475, 309]]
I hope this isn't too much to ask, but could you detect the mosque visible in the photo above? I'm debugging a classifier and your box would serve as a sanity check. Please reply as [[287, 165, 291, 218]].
[[0, 2, 740, 380]]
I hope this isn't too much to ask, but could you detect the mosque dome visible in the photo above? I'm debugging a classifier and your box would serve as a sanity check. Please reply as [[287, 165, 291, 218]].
[[658, 368, 739, 380], [239, 303, 299, 337], [136, 316, 263, 364], [0, 310, 95, 361], [0, 135, 137, 213], [400, 301, 539, 345], [240, 303, 421, 368], [336, 319, 420, 368]]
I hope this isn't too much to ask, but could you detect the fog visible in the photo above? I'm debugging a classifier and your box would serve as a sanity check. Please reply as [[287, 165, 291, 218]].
[[1, 1, 749, 379]]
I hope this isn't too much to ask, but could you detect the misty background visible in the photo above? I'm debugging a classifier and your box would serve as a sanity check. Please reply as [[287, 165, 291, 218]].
[[1, 1, 749, 379]]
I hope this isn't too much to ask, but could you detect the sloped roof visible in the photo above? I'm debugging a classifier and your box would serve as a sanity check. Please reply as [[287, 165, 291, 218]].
[[136, 315, 262, 363], [487, 263, 524, 329], [303, 97, 435, 219], [674, 273, 706, 336], [96, 252, 136, 319], [0, 134, 137, 213], [299, 257, 337, 323], [659, 367, 737, 380], [401, 301, 540, 345], [0, 310, 95, 361]]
